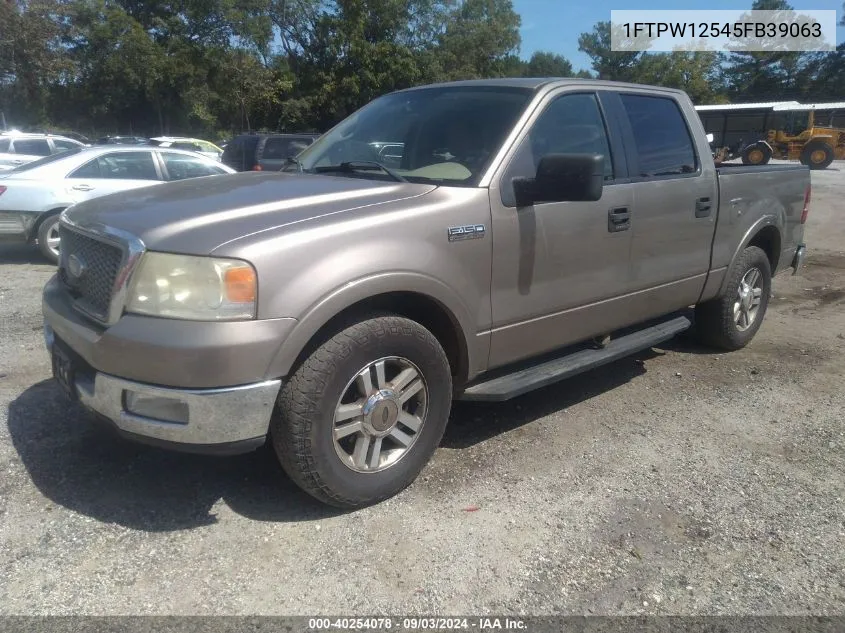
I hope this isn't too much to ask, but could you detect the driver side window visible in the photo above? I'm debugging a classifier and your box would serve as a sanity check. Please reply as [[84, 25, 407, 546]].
[[501, 92, 614, 207]]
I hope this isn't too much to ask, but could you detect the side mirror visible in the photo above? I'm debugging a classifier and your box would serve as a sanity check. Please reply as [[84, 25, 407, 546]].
[[512, 154, 604, 206]]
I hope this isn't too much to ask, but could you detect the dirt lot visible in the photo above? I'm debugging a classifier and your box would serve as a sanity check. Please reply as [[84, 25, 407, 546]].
[[0, 161, 843, 616]]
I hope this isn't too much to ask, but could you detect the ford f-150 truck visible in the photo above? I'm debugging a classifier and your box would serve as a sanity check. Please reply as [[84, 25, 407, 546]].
[[41, 78, 810, 508]]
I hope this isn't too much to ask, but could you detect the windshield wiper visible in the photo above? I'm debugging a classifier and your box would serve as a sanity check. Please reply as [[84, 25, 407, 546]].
[[313, 161, 407, 183]]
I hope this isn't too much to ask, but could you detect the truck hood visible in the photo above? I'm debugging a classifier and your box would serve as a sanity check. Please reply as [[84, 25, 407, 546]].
[[62, 172, 437, 255]]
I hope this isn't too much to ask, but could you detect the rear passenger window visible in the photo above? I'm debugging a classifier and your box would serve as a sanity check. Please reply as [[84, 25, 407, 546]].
[[69, 152, 159, 180], [620, 94, 697, 177], [262, 138, 293, 159], [162, 153, 227, 180], [171, 142, 202, 152], [53, 139, 80, 152], [13, 139, 51, 156], [0, 139, 10, 152], [69, 158, 101, 178]]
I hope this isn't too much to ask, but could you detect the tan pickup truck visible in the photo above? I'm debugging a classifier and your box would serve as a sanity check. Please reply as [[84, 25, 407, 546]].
[[42, 78, 810, 508]]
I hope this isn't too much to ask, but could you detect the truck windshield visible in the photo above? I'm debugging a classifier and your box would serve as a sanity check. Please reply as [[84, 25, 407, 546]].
[[288, 86, 535, 186]]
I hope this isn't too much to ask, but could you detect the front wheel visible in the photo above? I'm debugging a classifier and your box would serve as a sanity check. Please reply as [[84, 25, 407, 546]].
[[270, 314, 453, 508], [694, 245, 772, 351]]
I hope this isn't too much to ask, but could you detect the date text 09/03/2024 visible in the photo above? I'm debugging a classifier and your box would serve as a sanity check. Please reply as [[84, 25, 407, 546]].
[[308, 617, 527, 630]]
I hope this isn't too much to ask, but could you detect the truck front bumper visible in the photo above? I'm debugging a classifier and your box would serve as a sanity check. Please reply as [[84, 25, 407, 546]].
[[41, 274, 294, 453], [44, 320, 281, 454]]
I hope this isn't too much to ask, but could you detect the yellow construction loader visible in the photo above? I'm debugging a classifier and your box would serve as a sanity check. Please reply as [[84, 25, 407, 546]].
[[697, 101, 845, 170]]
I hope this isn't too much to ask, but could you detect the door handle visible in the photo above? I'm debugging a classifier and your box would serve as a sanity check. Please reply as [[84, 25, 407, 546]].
[[72, 184, 94, 191], [608, 207, 630, 232], [695, 197, 712, 218]]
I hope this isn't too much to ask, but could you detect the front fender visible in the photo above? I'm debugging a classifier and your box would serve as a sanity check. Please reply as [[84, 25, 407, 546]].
[[263, 271, 479, 380]]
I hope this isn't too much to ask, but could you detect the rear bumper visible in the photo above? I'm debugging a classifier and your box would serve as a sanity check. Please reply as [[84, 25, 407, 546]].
[[0, 211, 39, 242], [791, 243, 807, 275]]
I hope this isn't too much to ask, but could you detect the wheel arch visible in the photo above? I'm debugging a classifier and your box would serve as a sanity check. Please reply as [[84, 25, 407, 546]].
[[29, 207, 66, 242], [718, 218, 782, 297], [265, 276, 477, 387]]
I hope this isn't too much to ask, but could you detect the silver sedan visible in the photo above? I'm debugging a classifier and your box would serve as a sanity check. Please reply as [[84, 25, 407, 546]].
[[0, 145, 235, 263]]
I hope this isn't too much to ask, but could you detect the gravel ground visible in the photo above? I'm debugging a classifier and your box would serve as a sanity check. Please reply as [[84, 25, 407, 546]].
[[0, 161, 843, 616]]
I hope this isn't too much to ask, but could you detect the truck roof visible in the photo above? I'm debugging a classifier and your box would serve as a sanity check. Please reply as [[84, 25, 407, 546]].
[[396, 77, 689, 97]]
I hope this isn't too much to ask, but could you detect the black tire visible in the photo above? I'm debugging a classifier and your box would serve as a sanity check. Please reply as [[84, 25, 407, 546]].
[[694, 245, 772, 351], [270, 313, 453, 508], [741, 142, 772, 166], [800, 141, 834, 170], [36, 213, 62, 264]]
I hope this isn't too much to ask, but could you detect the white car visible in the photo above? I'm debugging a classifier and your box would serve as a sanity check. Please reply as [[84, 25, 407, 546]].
[[0, 145, 235, 262], [148, 136, 224, 161], [0, 132, 86, 170]]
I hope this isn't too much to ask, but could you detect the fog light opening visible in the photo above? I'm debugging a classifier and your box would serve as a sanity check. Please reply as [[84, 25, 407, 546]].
[[124, 391, 190, 425]]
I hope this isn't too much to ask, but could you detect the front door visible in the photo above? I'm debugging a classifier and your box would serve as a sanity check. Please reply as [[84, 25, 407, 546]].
[[487, 89, 636, 369], [65, 150, 163, 203]]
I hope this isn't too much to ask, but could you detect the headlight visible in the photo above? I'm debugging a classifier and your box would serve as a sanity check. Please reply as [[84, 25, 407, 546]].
[[126, 252, 257, 321]]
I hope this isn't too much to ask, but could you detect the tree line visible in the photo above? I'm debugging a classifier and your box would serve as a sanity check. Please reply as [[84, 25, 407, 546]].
[[1, 0, 843, 142]]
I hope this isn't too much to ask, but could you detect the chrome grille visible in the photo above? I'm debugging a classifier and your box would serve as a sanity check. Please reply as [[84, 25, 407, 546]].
[[58, 225, 124, 320]]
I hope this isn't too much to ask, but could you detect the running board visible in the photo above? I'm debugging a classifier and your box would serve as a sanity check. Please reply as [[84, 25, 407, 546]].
[[456, 315, 692, 402]]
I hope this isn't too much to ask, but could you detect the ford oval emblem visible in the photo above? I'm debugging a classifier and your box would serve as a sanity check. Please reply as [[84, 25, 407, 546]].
[[67, 254, 86, 279]]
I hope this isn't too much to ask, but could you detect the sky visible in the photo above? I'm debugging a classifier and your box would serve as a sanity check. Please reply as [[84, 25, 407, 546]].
[[512, 0, 845, 73]]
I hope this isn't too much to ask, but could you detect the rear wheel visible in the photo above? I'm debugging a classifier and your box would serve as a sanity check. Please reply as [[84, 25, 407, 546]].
[[270, 313, 452, 508], [36, 213, 62, 264], [694, 246, 771, 351], [800, 141, 834, 170], [741, 142, 772, 166]]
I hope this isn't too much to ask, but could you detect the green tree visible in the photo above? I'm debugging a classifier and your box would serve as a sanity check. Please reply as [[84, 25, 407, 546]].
[[577, 21, 645, 81], [0, 0, 73, 125], [722, 0, 812, 101], [436, 0, 522, 80], [522, 51, 573, 77], [803, 3, 845, 102], [636, 51, 726, 103]]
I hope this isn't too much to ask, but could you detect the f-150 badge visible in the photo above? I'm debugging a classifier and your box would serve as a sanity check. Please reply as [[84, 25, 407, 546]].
[[447, 224, 486, 242]]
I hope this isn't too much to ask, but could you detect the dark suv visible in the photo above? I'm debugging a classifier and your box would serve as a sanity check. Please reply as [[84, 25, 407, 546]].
[[221, 133, 321, 171]]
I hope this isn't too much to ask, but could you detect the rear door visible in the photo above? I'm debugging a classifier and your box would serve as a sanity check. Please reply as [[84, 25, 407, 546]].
[[221, 136, 259, 171], [611, 90, 718, 314], [65, 150, 163, 203]]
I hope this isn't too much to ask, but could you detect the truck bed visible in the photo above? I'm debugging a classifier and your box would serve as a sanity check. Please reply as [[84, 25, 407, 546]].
[[710, 162, 809, 279]]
